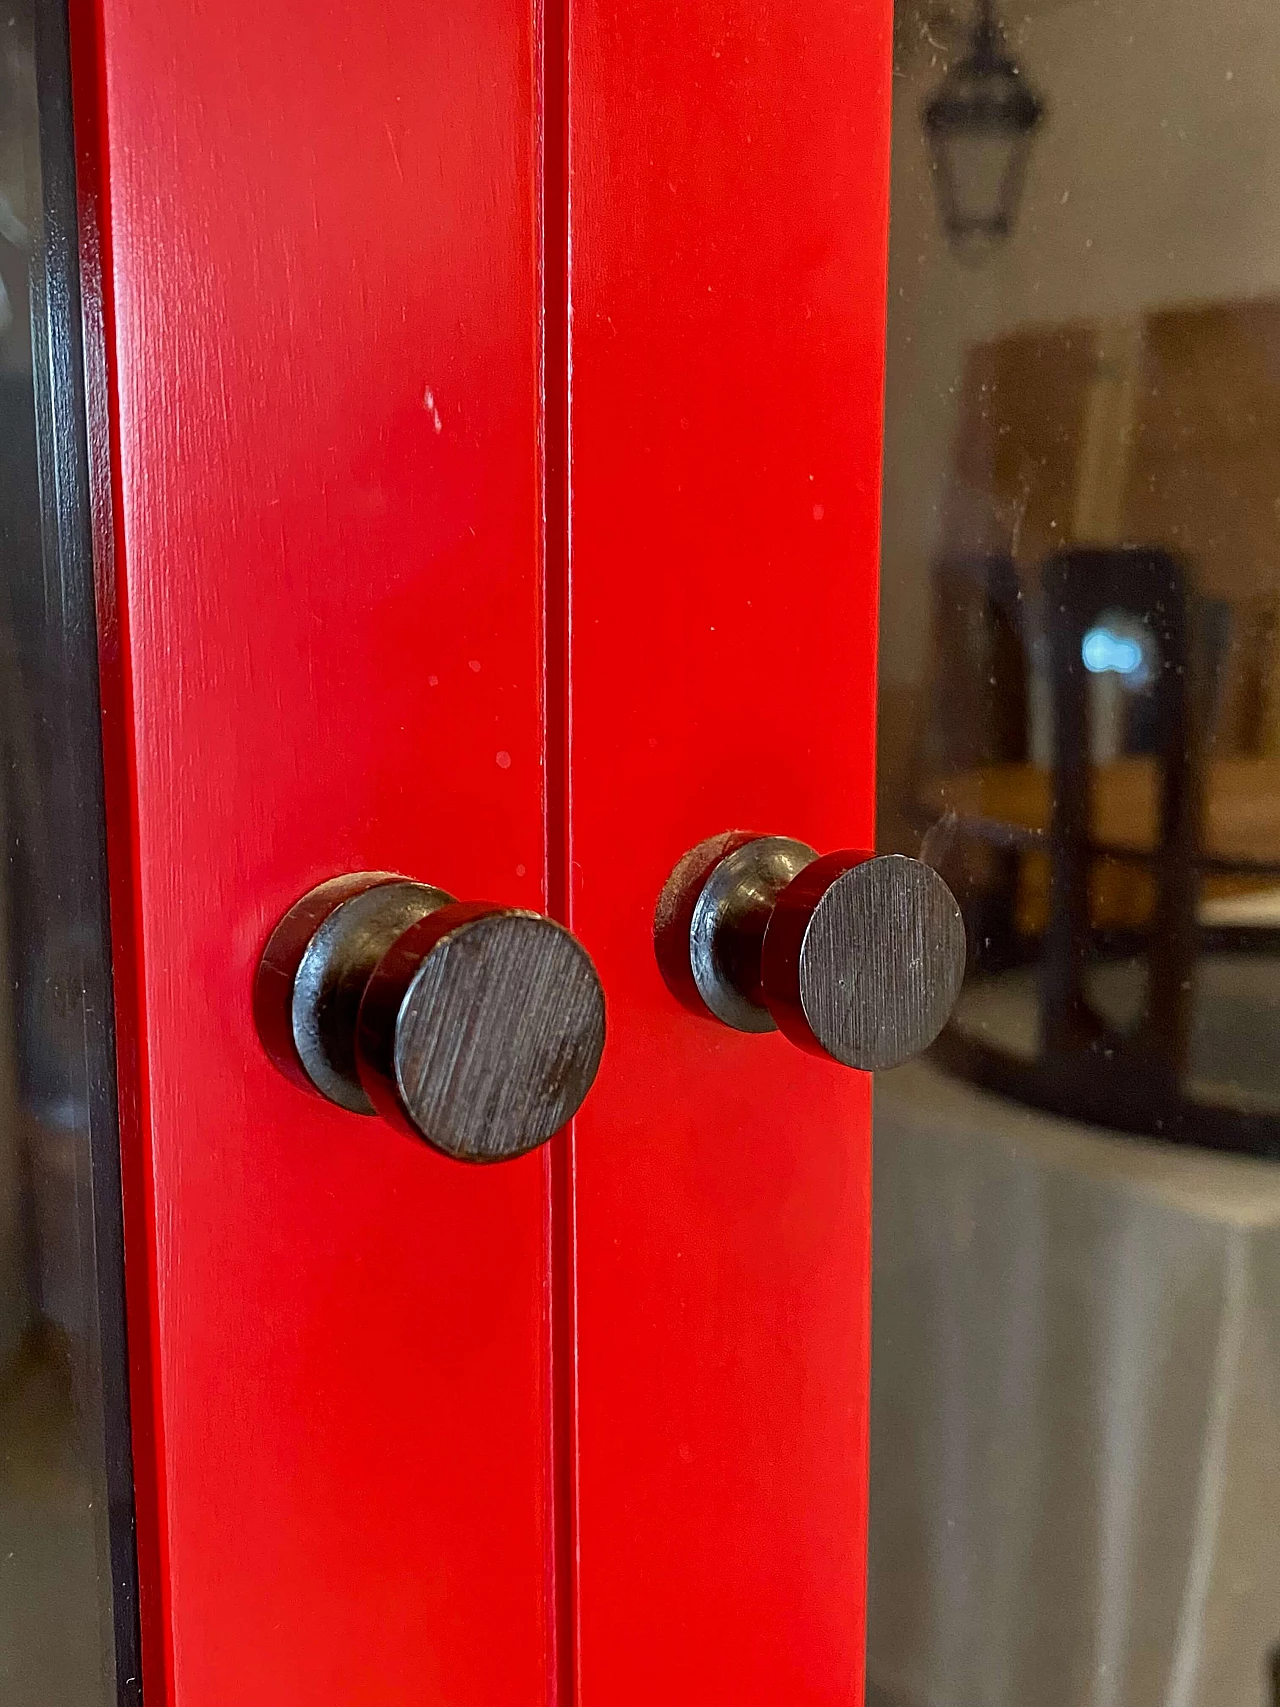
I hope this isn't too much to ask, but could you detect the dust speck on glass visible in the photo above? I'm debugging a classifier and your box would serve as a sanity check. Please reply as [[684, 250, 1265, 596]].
[[0, 0, 139, 1702], [872, 2, 1280, 1705]]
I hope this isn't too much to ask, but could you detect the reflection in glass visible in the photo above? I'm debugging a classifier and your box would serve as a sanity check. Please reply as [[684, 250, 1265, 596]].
[[873, 3, 1280, 1705], [0, 1, 138, 1702], [922, 0, 1045, 257]]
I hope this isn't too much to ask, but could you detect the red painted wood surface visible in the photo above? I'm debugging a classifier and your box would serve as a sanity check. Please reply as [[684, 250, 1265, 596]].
[[565, 1, 891, 1701], [77, 0, 891, 1696], [78, 2, 556, 1702]]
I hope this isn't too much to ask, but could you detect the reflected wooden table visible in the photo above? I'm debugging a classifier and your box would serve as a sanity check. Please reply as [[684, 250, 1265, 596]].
[[914, 757, 1280, 1155], [920, 755, 1280, 871]]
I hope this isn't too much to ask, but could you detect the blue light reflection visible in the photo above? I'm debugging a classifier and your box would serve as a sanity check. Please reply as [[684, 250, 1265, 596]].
[[1082, 626, 1145, 676]]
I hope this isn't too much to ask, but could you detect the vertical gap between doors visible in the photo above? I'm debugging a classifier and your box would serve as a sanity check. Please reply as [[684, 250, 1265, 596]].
[[539, 0, 577, 1700]]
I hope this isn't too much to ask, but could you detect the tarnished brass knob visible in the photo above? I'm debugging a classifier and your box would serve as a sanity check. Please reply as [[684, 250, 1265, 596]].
[[654, 834, 965, 1071], [255, 873, 605, 1162]]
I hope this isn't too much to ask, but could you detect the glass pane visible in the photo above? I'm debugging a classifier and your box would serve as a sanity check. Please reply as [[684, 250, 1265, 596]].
[[873, 1, 1280, 1704], [0, 0, 138, 1701]]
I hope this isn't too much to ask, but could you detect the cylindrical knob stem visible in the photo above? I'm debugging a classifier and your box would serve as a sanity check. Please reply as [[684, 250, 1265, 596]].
[[255, 872, 452, 1114], [654, 835, 966, 1071], [256, 873, 606, 1161]]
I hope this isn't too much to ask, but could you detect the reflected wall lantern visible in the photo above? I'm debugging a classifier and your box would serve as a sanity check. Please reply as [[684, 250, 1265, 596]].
[[923, 0, 1044, 257]]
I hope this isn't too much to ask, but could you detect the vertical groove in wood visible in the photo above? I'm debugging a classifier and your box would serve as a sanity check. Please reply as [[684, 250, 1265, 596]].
[[539, 0, 580, 1697]]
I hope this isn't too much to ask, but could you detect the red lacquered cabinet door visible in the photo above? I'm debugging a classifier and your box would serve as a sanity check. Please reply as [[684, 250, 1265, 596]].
[[80, 2, 556, 1703], [567, 4, 889, 1698], [73, 0, 891, 1700]]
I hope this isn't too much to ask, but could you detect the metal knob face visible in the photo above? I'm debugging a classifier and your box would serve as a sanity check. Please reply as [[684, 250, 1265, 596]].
[[654, 834, 966, 1071], [256, 873, 606, 1162]]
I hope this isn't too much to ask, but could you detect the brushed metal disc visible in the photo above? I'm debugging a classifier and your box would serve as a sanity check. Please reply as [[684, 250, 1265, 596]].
[[392, 911, 606, 1161], [797, 854, 966, 1071]]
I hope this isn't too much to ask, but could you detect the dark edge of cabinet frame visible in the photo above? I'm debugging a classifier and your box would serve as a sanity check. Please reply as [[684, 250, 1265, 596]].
[[29, 0, 143, 1697]]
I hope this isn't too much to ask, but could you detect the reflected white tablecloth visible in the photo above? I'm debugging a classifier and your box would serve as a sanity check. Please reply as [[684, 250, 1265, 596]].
[[869, 1062, 1280, 1707]]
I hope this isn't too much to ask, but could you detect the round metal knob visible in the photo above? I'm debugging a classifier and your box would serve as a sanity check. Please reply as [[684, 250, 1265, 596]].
[[255, 872, 606, 1161], [654, 834, 965, 1071]]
